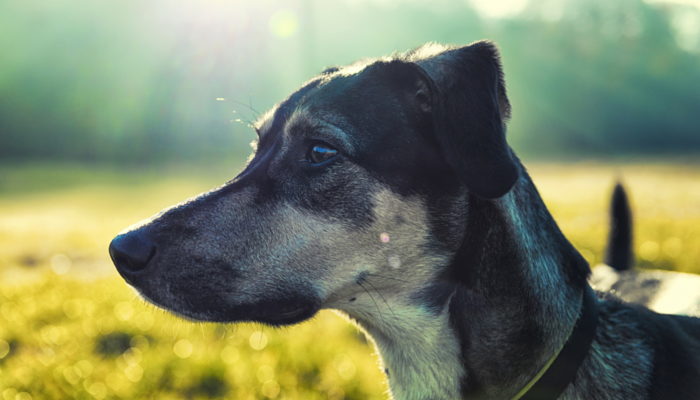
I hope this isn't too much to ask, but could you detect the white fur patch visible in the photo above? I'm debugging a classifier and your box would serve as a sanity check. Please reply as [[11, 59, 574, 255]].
[[320, 189, 464, 400]]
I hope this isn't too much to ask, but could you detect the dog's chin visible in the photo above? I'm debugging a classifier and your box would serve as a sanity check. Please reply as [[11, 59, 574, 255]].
[[129, 285, 320, 326]]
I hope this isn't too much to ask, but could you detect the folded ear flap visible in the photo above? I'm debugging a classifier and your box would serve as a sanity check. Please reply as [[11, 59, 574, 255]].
[[409, 41, 519, 199]]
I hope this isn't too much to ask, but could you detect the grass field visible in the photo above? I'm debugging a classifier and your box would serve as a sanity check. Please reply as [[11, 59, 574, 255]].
[[1, 162, 699, 400]]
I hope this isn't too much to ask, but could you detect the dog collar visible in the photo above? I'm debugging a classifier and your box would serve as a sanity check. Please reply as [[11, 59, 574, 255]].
[[511, 284, 599, 400]]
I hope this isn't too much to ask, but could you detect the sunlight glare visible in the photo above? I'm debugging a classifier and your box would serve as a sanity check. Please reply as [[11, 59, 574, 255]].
[[468, 0, 529, 18], [671, 9, 700, 52], [269, 9, 299, 38]]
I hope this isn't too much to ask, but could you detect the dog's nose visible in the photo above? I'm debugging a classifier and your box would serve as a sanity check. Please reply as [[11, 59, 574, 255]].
[[109, 231, 157, 276]]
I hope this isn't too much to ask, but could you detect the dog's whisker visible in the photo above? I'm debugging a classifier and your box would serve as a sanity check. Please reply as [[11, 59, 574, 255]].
[[229, 111, 254, 127], [233, 325, 239, 340], [174, 320, 182, 341], [228, 99, 260, 117], [358, 281, 385, 324], [361, 277, 398, 321], [218, 97, 257, 126], [248, 89, 258, 117]]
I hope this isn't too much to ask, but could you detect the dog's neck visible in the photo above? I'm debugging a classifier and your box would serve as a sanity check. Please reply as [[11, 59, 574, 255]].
[[453, 174, 587, 399], [348, 297, 467, 400], [344, 169, 591, 400]]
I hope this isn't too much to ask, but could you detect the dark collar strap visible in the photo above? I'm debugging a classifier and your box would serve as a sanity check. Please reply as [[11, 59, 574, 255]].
[[519, 284, 599, 400]]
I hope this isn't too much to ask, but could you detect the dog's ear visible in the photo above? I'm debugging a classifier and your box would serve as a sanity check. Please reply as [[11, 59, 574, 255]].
[[407, 41, 519, 199]]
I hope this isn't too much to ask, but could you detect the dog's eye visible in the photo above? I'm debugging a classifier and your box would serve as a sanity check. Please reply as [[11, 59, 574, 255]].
[[307, 144, 337, 164]]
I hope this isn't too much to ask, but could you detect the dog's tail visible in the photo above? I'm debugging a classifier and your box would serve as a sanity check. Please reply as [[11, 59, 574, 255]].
[[605, 183, 634, 271]]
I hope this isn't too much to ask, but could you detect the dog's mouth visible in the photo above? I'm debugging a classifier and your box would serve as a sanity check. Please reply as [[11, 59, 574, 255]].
[[260, 307, 309, 324], [267, 308, 305, 320], [129, 285, 212, 322], [130, 282, 319, 326]]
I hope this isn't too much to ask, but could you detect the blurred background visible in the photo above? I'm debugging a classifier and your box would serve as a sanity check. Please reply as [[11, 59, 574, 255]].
[[2, 0, 700, 162], [1, 0, 699, 399]]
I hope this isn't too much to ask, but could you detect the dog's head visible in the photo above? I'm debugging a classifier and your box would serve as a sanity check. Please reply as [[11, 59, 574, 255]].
[[109, 41, 519, 326]]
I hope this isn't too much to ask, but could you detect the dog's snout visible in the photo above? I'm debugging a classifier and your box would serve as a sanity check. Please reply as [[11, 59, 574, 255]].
[[109, 231, 157, 277]]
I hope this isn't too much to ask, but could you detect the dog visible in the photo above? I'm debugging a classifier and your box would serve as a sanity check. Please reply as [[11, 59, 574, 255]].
[[109, 41, 700, 399], [591, 184, 700, 317]]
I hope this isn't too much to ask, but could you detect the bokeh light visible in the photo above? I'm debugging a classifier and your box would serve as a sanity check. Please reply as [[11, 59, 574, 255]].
[[269, 9, 299, 38], [249, 331, 268, 350], [379, 232, 390, 243]]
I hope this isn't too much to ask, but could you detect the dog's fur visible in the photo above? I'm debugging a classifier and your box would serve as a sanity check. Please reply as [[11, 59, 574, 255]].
[[110, 41, 700, 399], [591, 184, 700, 317]]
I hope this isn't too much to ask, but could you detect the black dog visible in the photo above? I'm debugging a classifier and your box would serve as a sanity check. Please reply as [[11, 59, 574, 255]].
[[110, 41, 700, 399]]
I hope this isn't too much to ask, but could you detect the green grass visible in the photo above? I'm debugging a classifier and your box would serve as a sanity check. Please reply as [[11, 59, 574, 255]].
[[1, 162, 699, 399]]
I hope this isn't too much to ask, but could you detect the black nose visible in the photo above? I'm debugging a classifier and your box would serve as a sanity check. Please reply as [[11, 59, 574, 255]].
[[109, 231, 157, 276]]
